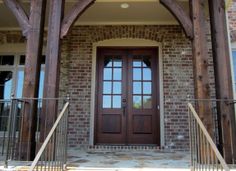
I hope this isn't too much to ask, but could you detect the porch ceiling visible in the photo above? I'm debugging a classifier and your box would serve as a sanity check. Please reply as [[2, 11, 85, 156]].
[[0, 0, 189, 29]]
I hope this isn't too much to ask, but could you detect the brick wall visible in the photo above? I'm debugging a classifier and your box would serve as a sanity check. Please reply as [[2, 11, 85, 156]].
[[228, 0, 236, 41], [59, 25, 194, 150], [1, 1, 236, 150], [0, 25, 214, 151]]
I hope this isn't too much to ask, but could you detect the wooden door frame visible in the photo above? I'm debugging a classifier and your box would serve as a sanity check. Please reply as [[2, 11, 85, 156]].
[[89, 38, 164, 147]]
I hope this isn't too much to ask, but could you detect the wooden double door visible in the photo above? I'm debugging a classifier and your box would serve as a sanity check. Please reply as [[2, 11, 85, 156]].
[[96, 48, 160, 145]]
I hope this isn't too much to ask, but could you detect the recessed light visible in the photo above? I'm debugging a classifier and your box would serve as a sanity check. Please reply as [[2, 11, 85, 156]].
[[121, 3, 129, 9]]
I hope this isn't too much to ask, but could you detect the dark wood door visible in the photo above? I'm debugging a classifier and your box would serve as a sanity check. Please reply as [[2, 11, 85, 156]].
[[96, 48, 160, 145]]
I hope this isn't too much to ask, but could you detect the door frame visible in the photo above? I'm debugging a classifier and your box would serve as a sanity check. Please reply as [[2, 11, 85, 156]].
[[89, 38, 164, 147]]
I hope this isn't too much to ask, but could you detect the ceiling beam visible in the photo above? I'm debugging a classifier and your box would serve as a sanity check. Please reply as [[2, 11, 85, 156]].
[[160, 0, 193, 39], [0, 0, 189, 3], [60, 0, 95, 38], [3, 0, 30, 36]]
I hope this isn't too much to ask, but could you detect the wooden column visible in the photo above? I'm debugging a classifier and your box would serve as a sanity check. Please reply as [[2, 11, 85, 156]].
[[21, 0, 46, 160], [160, 0, 193, 39], [40, 0, 95, 142], [40, 0, 65, 142], [4, 0, 46, 160], [190, 0, 213, 135], [208, 0, 236, 163]]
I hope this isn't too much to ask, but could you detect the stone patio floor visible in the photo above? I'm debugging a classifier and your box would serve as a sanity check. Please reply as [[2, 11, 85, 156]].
[[66, 148, 191, 171], [1, 148, 236, 171]]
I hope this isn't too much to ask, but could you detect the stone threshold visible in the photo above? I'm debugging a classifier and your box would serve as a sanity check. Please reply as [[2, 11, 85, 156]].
[[87, 145, 161, 151]]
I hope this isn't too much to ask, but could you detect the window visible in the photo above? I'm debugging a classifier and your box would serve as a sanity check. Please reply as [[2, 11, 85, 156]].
[[0, 55, 45, 99], [0, 54, 45, 131]]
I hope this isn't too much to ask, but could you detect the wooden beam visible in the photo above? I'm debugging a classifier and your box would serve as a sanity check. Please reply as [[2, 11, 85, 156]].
[[190, 0, 213, 136], [60, 0, 95, 38], [231, 30, 236, 42], [160, 0, 193, 39], [208, 0, 236, 163], [20, 0, 46, 160], [3, 0, 30, 37], [40, 0, 65, 142]]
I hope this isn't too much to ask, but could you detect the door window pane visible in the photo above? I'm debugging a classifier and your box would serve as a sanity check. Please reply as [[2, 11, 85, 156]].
[[16, 71, 24, 98], [19, 55, 26, 65], [133, 82, 142, 94], [143, 58, 151, 67], [104, 68, 112, 80], [103, 95, 111, 108], [143, 96, 152, 109], [0, 71, 12, 99], [103, 81, 112, 94], [41, 55, 46, 64], [113, 95, 121, 108], [113, 82, 121, 94], [113, 68, 122, 80], [143, 68, 151, 80], [143, 82, 152, 94], [133, 60, 142, 67], [133, 96, 142, 109], [16, 70, 44, 98], [133, 68, 142, 80], [104, 57, 112, 67], [0, 56, 14, 66], [38, 71, 44, 98], [113, 59, 122, 67]]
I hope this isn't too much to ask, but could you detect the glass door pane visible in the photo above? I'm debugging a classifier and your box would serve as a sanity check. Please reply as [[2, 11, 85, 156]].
[[0, 71, 13, 100]]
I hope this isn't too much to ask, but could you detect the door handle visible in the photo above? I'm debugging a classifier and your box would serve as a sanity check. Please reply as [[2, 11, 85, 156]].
[[122, 104, 126, 116], [122, 99, 126, 116]]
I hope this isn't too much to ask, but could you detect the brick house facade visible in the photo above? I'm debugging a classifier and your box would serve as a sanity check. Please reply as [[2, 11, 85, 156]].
[[0, 1, 235, 151]]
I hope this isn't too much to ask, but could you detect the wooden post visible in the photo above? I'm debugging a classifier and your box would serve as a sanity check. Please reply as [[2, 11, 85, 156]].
[[208, 0, 236, 163], [40, 0, 65, 142], [4, 0, 46, 160], [21, 0, 46, 160], [160, 0, 193, 39], [40, 0, 95, 142], [190, 0, 213, 135]]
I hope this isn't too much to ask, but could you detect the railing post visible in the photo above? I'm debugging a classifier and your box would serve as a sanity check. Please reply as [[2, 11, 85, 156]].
[[4, 94, 14, 168], [64, 94, 70, 169], [188, 103, 230, 171]]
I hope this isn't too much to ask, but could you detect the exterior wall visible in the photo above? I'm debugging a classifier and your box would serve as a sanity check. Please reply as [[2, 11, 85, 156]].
[[59, 25, 194, 150], [228, 0, 236, 41], [2, 1, 236, 150], [228, 0, 236, 32], [0, 25, 214, 151]]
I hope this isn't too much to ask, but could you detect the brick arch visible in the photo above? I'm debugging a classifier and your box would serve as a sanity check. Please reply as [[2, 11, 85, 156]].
[[84, 25, 185, 44]]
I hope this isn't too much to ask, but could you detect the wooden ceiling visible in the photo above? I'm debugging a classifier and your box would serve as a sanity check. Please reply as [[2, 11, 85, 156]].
[[0, 0, 190, 29]]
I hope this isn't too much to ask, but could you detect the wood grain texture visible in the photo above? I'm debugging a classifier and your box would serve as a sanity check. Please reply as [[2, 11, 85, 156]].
[[208, 0, 236, 163], [160, 0, 193, 39], [190, 0, 213, 138], [60, 0, 95, 38], [3, 0, 30, 36], [20, 0, 46, 160], [40, 0, 65, 142]]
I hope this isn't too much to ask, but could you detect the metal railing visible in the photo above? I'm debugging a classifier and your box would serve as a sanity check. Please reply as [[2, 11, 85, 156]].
[[0, 99, 12, 158], [0, 97, 69, 168], [188, 103, 230, 171], [29, 101, 69, 171]]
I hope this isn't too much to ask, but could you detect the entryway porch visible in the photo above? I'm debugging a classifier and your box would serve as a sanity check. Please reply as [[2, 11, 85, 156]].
[[66, 148, 190, 171]]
